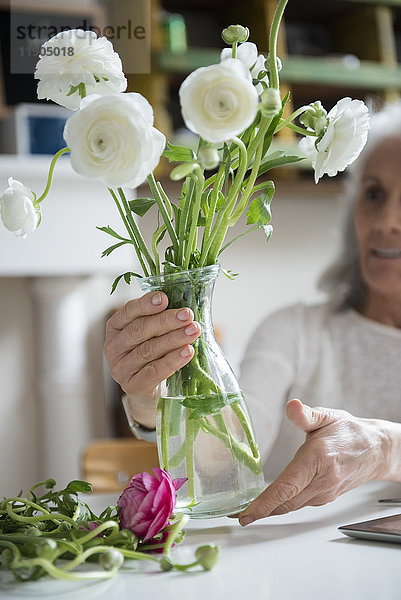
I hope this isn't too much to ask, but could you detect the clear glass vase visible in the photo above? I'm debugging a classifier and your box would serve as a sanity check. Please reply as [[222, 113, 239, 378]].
[[138, 264, 265, 518]]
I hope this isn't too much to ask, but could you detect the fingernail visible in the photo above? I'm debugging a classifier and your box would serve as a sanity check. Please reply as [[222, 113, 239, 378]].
[[239, 515, 255, 527], [180, 346, 192, 358], [177, 308, 190, 321], [184, 323, 198, 336], [151, 292, 162, 305]]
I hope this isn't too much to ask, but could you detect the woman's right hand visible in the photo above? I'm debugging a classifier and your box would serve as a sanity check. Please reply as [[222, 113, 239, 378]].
[[104, 290, 201, 398]]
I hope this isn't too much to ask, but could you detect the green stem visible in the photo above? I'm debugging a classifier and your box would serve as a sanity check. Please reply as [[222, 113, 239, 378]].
[[108, 188, 149, 276], [147, 173, 179, 258], [178, 178, 195, 265], [274, 104, 314, 132], [232, 40, 237, 58], [5, 501, 78, 527], [200, 419, 262, 475], [268, 0, 289, 89], [160, 397, 172, 470], [117, 187, 156, 274], [229, 137, 264, 225], [231, 402, 259, 459], [201, 166, 225, 256], [36, 147, 70, 203], [217, 225, 258, 257], [184, 168, 204, 269], [76, 520, 119, 545], [2, 553, 117, 582], [285, 122, 317, 136], [163, 514, 189, 556], [185, 411, 196, 499], [199, 137, 247, 266]]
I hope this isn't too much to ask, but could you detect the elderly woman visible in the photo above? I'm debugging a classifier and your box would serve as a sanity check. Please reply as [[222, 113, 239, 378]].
[[104, 103, 401, 526]]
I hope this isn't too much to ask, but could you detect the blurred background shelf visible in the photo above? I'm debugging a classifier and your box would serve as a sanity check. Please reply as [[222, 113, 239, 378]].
[[158, 49, 401, 89]]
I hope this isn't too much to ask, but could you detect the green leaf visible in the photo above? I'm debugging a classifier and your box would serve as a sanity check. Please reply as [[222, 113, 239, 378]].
[[128, 197, 156, 217], [256, 154, 304, 178], [246, 182, 275, 226], [65, 480, 92, 494], [215, 191, 226, 211], [197, 215, 207, 227], [101, 241, 130, 258], [152, 224, 167, 250], [110, 271, 142, 294], [222, 268, 239, 280], [97, 226, 128, 242], [163, 142, 196, 163], [201, 189, 211, 218], [179, 392, 244, 420]]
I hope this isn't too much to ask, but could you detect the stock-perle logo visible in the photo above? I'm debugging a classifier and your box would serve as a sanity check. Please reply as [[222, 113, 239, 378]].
[[15, 19, 147, 42]]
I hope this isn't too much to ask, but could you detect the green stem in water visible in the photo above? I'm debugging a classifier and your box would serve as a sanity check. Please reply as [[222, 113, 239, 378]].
[[231, 402, 260, 459], [185, 410, 196, 499], [200, 418, 262, 475], [160, 397, 172, 470], [36, 147, 70, 203]]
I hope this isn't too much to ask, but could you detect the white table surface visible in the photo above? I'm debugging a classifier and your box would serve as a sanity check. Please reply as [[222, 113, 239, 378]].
[[2, 480, 401, 600]]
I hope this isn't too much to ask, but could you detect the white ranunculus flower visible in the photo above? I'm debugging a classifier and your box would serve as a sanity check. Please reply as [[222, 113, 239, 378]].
[[299, 97, 370, 183], [35, 30, 127, 110], [179, 59, 259, 143], [63, 93, 166, 188], [221, 42, 268, 94], [0, 178, 39, 238]]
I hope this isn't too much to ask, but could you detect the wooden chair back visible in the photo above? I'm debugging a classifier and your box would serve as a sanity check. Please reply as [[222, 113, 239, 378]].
[[81, 438, 159, 493]]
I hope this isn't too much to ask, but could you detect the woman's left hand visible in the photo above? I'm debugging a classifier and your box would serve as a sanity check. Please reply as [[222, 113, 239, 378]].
[[238, 399, 394, 526]]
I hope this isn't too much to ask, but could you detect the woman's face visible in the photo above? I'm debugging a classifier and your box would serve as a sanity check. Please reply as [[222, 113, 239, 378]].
[[354, 136, 401, 308]]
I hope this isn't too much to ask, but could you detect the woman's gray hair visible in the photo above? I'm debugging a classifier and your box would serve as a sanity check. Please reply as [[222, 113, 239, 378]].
[[318, 102, 401, 310]]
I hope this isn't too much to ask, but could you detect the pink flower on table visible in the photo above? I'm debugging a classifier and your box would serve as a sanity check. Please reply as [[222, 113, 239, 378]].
[[117, 468, 186, 543]]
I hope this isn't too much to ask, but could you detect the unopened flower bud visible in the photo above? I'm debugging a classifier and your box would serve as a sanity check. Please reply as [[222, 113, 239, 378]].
[[198, 147, 219, 170], [99, 549, 124, 571], [260, 88, 282, 116], [299, 101, 328, 134], [265, 55, 282, 73], [24, 525, 43, 536], [221, 25, 249, 45], [314, 116, 328, 136], [195, 544, 220, 571], [119, 528, 138, 549], [1, 549, 14, 569], [170, 161, 199, 181], [37, 539, 58, 560]]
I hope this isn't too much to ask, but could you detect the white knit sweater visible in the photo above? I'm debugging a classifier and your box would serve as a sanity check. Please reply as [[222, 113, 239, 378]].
[[239, 302, 401, 480]]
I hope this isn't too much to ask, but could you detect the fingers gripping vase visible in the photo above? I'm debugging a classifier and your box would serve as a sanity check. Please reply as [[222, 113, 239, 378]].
[[139, 265, 265, 518]]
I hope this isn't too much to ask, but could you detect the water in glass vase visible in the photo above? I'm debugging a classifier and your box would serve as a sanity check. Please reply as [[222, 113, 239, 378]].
[[139, 264, 266, 518]]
